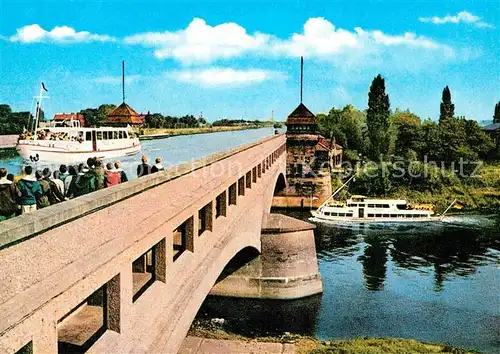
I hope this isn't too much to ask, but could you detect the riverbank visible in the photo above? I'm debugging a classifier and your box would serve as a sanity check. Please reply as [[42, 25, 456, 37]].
[[139, 124, 273, 138], [187, 320, 480, 353], [346, 162, 500, 213]]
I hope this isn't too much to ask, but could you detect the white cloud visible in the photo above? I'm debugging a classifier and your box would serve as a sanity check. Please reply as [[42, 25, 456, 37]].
[[168, 68, 284, 87], [124, 17, 452, 67], [124, 18, 269, 64], [271, 18, 445, 58], [94, 75, 141, 84], [419, 11, 492, 28], [9, 24, 116, 43]]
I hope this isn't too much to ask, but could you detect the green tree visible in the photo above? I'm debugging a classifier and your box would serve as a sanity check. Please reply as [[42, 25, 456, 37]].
[[393, 110, 423, 159], [463, 119, 495, 159], [80, 108, 100, 127], [0, 104, 32, 134], [340, 105, 364, 151], [366, 74, 390, 160], [494, 101, 500, 124], [439, 86, 455, 122]]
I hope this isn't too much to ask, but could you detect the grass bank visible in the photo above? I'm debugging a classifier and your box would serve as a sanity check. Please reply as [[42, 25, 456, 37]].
[[139, 124, 272, 138], [189, 320, 480, 354], [346, 162, 500, 213]]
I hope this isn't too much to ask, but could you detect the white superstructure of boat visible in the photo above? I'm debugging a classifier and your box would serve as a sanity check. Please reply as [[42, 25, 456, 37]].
[[309, 175, 455, 224], [310, 195, 435, 223], [16, 83, 141, 164]]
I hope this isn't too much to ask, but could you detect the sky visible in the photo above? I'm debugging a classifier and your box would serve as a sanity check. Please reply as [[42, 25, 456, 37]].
[[0, 0, 498, 122]]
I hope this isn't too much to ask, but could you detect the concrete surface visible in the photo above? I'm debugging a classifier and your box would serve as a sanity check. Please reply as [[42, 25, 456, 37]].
[[178, 336, 296, 354], [209, 213, 323, 299]]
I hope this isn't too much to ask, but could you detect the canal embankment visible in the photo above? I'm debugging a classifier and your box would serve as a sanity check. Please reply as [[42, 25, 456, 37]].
[[0, 134, 17, 149]]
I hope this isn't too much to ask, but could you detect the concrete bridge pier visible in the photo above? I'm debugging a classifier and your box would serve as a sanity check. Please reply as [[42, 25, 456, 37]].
[[209, 213, 322, 299]]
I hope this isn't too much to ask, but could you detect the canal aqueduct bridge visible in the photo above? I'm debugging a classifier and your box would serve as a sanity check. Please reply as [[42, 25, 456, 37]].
[[0, 134, 322, 354]]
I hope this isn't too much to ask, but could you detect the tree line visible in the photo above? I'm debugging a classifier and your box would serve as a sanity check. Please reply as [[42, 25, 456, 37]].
[[317, 75, 499, 164], [0, 103, 274, 134]]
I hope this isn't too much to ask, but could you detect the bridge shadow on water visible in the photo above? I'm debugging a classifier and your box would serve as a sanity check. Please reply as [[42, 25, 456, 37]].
[[193, 294, 322, 337], [196, 245, 322, 337]]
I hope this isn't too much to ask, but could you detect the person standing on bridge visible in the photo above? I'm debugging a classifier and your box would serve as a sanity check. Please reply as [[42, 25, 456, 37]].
[[0, 168, 20, 221], [105, 162, 121, 187], [151, 157, 165, 173], [16, 165, 42, 214], [92, 158, 106, 190], [137, 154, 151, 177], [114, 160, 128, 183]]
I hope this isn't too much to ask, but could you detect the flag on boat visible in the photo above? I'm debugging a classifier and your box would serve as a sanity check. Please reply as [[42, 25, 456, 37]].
[[453, 201, 464, 209], [41, 82, 48, 92]]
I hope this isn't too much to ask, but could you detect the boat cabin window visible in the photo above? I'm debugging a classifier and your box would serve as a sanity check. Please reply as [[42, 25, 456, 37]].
[[358, 204, 365, 207], [325, 212, 331, 216], [391, 214, 397, 218], [103, 131, 108, 140], [86, 132, 91, 141], [348, 203, 357, 207], [368, 214, 374, 217], [119, 131, 123, 139], [338, 213, 345, 217], [97, 131, 102, 140], [406, 215, 413, 218], [383, 214, 389, 217], [368, 204, 375, 208], [375, 214, 382, 217], [113, 131, 118, 139], [346, 213, 353, 217]]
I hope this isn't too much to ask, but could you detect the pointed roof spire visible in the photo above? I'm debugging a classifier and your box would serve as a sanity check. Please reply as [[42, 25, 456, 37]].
[[300, 56, 304, 103], [122, 60, 125, 104]]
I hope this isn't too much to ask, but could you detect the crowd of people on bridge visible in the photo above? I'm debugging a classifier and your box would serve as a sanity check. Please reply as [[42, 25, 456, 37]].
[[0, 154, 165, 221]]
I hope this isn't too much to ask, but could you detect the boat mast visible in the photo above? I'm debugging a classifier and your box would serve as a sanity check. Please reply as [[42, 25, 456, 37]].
[[317, 174, 356, 210], [33, 83, 45, 140], [440, 198, 457, 221]]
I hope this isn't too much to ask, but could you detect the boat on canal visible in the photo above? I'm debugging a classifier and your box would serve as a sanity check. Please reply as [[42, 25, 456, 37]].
[[309, 175, 457, 224], [16, 83, 141, 164]]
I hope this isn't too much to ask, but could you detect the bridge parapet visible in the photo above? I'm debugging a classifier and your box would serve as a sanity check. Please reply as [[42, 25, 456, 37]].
[[0, 134, 286, 354]]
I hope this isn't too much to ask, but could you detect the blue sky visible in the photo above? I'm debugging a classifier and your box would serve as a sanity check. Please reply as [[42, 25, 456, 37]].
[[0, 0, 498, 122]]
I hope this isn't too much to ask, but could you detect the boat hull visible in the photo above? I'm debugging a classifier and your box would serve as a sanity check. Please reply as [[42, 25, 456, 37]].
[[309, 214, 441, 224], [16, 141, 141, 164]]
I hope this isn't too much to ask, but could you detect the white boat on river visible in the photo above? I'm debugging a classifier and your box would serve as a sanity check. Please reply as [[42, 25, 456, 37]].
[[310, 195, 437, 223], [309, 176, 456, 224]]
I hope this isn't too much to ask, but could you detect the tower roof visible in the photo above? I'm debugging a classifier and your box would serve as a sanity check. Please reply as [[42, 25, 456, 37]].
[[286, 103, 316, 125], [105, 102, 144, 125]]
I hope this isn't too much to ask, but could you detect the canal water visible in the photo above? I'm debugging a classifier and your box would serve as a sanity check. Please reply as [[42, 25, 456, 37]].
[[1, 128, 498, 353], [0, 127, 276, 178], [196, 211, 500, 354]]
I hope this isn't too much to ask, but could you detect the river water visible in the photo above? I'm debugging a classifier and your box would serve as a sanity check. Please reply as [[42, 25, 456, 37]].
[[196, 211, 500, 354], [1, 128, 499, 353]]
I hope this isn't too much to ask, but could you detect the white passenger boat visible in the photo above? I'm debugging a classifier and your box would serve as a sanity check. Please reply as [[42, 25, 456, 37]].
[[309, 176, 456, 224], [310, 195, 437, 223], [16, 84, 141, 164]]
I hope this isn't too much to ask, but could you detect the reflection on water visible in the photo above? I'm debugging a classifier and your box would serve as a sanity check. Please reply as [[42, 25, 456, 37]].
[[359, 234, 389, 291], [196, 211, 500, 354]]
